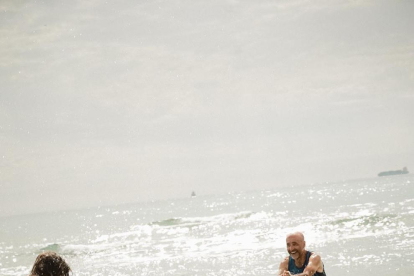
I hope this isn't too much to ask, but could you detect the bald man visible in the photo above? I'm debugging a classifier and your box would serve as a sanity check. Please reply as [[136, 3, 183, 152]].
[[278, 232, 326, 276]]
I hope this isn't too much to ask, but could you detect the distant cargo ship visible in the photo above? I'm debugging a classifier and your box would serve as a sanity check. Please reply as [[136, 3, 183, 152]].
[[378, 167, 409, 177]]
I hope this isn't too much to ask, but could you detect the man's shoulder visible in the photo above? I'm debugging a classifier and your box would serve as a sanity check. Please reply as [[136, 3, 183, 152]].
[[308, 250, 324, 273], [309, 251, 322, 258], [279, 256, 290, 270], [281, 256, 290, 263], [308, 250, 324, 264]]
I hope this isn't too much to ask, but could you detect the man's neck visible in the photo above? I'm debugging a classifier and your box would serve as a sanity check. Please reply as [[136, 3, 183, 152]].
[[294, 250, 307, 267]]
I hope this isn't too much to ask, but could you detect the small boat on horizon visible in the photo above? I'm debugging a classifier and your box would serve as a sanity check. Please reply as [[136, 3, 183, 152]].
[[191, 191, 196, 197]]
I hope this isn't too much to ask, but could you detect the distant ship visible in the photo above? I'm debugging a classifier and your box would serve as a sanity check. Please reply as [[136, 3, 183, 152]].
[[378, 167, 409, 177], [191, 191, 196, 197]]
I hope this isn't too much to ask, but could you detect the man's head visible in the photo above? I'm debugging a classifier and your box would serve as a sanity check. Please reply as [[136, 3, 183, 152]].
[[30, 251, 71, 276], [286, 232, 306, 260]]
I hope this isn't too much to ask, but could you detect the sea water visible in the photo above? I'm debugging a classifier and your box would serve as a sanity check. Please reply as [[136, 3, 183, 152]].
[[1, 175, 413, 276]]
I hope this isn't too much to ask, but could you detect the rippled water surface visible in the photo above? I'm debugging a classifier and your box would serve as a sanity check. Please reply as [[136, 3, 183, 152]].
[[1, 175, 413, 275]]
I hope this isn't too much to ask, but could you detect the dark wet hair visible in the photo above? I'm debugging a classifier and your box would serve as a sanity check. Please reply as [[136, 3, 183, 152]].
[[30, 251, 71, 276]]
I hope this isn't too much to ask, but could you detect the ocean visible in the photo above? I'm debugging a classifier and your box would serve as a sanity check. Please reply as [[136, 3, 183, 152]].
[[1, 175, 413, 276]]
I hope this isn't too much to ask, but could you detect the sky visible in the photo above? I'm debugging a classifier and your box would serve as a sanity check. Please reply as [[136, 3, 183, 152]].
[[1, 0, 413, 217]]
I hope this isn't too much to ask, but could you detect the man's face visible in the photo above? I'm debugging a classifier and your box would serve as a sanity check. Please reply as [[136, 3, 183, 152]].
[[286, 234, 305, 260]]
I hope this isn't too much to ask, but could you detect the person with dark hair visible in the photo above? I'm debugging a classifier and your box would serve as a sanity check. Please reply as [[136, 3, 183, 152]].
[[29, 251, 71, 276], [278, 232, 326, 276]]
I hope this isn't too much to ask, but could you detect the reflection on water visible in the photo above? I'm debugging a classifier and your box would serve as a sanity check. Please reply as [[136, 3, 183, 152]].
[[1, 175, 413, 275]]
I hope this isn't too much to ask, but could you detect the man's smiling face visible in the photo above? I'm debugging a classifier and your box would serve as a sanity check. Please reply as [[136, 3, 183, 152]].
[[286, 233, 306, 260]]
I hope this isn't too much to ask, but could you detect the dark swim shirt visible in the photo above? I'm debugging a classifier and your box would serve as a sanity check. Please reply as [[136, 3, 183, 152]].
[[288, 251, 327, 276]]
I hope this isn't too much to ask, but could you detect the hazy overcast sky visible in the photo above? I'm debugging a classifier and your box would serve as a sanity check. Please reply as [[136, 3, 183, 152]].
[[1, 0, 413, 217]]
